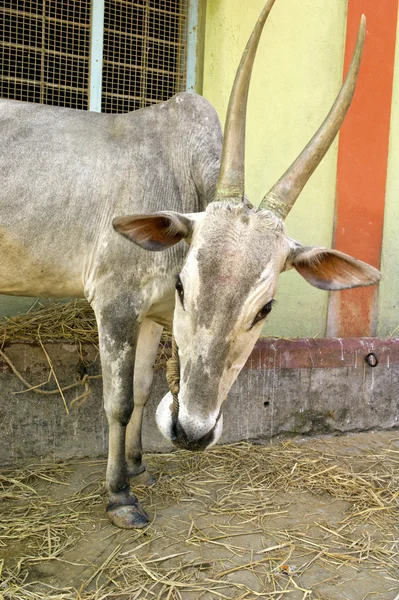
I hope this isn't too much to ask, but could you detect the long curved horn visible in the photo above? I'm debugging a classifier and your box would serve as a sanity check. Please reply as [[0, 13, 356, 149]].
[[260, 15, 366, 219], [214, 0, 276, 201]]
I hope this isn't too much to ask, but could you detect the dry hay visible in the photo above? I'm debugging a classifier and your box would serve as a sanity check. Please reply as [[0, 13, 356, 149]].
[[1, 434, 399, 599], [0, 301, 172, 409], [0, 299, 172, 370], [0, 300, 98, 347]]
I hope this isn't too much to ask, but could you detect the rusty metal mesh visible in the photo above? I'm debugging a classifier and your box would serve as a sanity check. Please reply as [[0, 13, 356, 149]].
[[0, 1, 90, 109], [102, 0, 189, 113], [0, 1, 189, 113]]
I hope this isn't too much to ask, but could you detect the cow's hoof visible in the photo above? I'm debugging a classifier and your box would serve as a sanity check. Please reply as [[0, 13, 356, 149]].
[[107, 499, 149, 529], [130, 469, 156, 487]]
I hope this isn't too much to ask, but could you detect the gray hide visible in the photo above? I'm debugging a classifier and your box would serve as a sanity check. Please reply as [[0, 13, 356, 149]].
[[0, 92, 222, 528]]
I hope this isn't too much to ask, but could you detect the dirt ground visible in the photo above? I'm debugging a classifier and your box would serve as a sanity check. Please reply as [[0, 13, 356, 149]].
[[1, 430, 399, 600]]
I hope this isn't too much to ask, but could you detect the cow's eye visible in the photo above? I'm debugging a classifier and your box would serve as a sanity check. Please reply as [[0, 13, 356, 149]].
[[175, 275, 184, 305], [252, 300, 274, 327]]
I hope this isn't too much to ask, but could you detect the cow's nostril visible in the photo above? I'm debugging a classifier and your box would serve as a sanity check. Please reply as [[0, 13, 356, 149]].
[[171, 419, 215, 451], [170, 420, 178, 442]]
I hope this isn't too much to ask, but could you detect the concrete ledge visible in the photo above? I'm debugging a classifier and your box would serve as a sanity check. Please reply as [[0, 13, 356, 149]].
[[1, 338, 398, 465]]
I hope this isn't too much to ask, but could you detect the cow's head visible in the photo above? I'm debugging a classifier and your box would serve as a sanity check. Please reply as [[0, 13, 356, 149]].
[[113, 0, 380, 451]]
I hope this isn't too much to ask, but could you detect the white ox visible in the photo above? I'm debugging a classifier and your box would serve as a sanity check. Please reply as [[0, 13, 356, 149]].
[[0, 0, 380, 528]]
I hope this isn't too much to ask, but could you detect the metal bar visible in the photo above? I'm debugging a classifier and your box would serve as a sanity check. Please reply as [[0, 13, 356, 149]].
[[176, 0, 183, 92], [104, 28, 185, 49], [0, 74, 87, 94], [40, 0, 45, 104], [0, 7, 40, 19], [186, 0, 199, 92], [103, 59, 178, 77], [0, 40, 90, 62], [110, 0, 186, 18], [89, 0, 105, 112], [140, 0, 150, 109], [102, 90, 158, 103], [193, 0, 206, 95], [0, 7, 91, 30]]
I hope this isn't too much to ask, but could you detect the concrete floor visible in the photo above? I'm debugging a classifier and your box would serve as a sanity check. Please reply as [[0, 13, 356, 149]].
[[1, 431, 399, 599]]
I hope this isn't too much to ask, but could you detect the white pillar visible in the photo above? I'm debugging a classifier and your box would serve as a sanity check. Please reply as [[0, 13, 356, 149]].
[[89, 0, 105, 112]]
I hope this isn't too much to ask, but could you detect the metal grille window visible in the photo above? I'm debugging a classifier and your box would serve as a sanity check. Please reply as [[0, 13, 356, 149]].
[[102, 0, 188, 113], [0, 0, 192, 114], [0, 1, 91, 109]]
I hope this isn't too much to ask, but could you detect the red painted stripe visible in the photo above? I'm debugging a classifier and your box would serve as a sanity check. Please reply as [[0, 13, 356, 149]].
[[328, 0, 398, 337], [245, 338, 399, 370]]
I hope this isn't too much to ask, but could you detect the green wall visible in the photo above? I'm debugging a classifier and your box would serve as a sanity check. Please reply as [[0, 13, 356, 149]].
[[377, 13, 399, 337], [0, 297, 45, 317], [203, 0, 348, 337]]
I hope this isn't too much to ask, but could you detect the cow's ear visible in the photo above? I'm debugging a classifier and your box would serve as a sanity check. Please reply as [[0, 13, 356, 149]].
[[285, 240, 381, 290], [113, 211, 197, 251]]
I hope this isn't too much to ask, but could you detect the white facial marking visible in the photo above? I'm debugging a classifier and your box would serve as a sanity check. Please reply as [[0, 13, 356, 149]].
[[155, 204, 289, 449], [155, 392, 174, 441], [178, 403, 220, 440], [155, 392, 224, 447], [205, 413, 223, 447]]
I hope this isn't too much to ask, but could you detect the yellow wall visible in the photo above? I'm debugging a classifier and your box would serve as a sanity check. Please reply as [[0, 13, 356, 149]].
[[203, 0, 348, 337]]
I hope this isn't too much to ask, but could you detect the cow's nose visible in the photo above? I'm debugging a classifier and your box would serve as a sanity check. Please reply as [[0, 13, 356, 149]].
[[171, 413, 223, 451], [171, 419, 215, 450]]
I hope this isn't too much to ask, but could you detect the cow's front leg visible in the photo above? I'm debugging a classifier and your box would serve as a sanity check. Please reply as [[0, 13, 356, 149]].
[[95, 306, 148, 529], [126, 318, 163, 486]]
